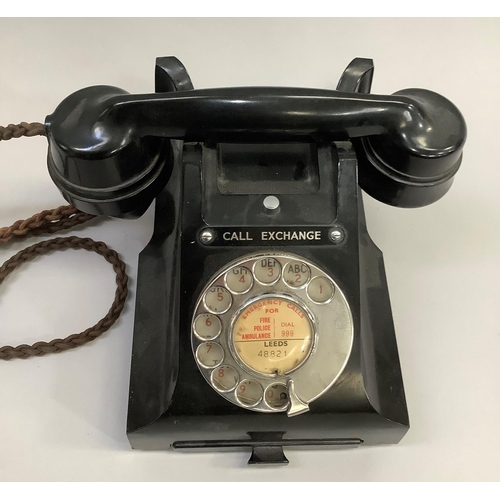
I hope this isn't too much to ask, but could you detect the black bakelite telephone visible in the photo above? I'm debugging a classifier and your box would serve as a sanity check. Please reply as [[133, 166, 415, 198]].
[[43, 56, 466, 464]]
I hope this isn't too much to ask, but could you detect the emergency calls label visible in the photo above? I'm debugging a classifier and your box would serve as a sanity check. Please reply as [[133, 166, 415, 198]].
[[232, 297, 313, 375]]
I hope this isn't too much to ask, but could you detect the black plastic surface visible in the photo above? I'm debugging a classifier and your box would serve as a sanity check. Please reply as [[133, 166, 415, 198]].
[[40, 57, 467, 462]]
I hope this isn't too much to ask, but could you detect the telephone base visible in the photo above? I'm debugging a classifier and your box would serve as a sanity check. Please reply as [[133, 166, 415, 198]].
[[126, 139, 410, 463]]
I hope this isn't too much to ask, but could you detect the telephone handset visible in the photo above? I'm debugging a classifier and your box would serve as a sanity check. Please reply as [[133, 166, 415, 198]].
[[46, 58, 465, 217], [45, 57, 466, 464]]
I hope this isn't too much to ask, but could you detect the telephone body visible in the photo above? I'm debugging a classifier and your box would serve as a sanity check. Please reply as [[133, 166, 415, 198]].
[[45, 57, 466, 464]]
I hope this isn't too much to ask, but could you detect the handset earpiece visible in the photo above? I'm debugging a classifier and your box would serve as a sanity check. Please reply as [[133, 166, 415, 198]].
[[358, 88, 466, 207], [46, 56, 193, 219], [335, 58, 467, 207], [46, 85, 173, 218], [45, 59, 466, 217]]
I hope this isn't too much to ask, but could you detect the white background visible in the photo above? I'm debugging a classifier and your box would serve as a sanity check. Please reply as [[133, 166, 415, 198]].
[[0, 18, 499, 481]]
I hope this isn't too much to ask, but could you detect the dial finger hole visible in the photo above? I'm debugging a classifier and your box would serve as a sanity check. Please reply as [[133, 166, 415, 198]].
[[225, 266, 253, 294], [204, 286, 232, 314], [193, 313, 222, 340], [307, 276, 335, 304], [211, 365, 239, 392], [253, 257, 281, 285], [265, 383, 289, 410], [196, 342, 224, 368], [235, 379, 263, 407], [283, 261, 310, 288]]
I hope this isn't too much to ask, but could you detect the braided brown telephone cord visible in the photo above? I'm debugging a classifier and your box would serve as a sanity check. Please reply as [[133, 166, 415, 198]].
[[0, 122, 46, 140], [0, 123, 129, 360]]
